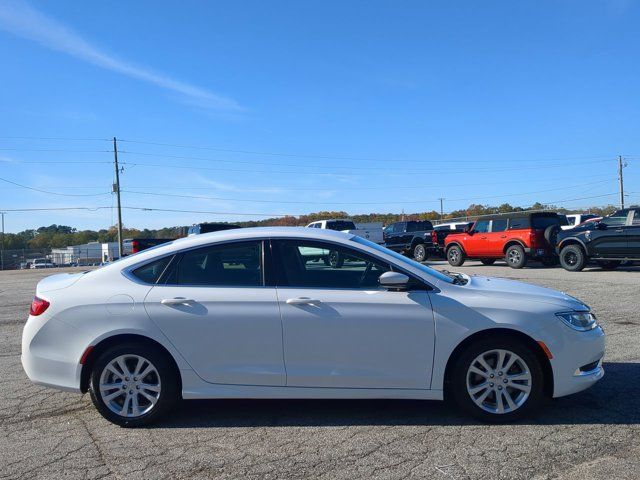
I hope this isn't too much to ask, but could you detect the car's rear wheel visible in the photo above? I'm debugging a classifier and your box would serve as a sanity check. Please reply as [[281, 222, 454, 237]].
[[480, 259, 496, 265], [447, 245, 466, 266], [412, 243, 427, 262], [505, 245, 527, 269], [451, 338, 544, 423], [600, 260, 621, 270], [559, 245, 586, 272], [89, 343, 179, 427]]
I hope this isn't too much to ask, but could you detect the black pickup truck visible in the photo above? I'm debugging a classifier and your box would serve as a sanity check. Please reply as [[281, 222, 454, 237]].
[[383, 220, 435, 262]]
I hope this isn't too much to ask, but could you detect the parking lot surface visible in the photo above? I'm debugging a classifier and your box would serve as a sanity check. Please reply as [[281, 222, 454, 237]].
[[1, 263, 639, 479]]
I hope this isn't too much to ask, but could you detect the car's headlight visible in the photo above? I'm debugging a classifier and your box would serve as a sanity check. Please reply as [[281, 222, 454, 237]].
[[556, 311, 597, 331]]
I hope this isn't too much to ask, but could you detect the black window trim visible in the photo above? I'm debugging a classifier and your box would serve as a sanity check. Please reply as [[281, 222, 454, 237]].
[[269, 237, 432, 291]]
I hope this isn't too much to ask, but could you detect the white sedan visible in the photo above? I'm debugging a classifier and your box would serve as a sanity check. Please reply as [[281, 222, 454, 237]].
[[22, 227, 605, 426]]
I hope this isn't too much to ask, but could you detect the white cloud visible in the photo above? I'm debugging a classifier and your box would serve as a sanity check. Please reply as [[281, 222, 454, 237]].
[[0, 0, 243, 112]]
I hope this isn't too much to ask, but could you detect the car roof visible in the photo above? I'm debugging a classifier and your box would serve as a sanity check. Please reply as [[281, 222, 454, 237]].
[[106, 227, 356, 269], [474, 211, 559, 221]]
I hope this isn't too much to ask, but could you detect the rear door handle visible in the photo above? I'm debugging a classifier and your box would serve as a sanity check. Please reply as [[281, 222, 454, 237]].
[[500, 235, 507, 238], [161, 298, 195, 306], [480, 236, 487, 239], [286, 297, 321, 305], [615, 229, 624, 233]]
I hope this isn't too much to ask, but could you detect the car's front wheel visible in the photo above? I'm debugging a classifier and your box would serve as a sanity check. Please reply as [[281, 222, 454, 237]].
[[451, 338, 544, 423], [447, 245, 466, 266], [559, 244, 586, 271], [89, 343, 180, 427]]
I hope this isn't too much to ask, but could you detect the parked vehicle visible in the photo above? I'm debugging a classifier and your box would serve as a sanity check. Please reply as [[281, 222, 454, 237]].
[[383, 220, 435, 262], [306, 219, 384, 244], [123, 238, 175, 256], [22, 227, 605, 426], [445, 212, 567, 268], [187, 223, 241, 236], [555, 207, 640, 271], [562, 213, 599, 230], [30, 258, 55, 269], [431, 222, 473, 257]]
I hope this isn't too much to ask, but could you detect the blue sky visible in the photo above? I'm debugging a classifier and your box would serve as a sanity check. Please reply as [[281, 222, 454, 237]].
[[1, 0, 639, 233]]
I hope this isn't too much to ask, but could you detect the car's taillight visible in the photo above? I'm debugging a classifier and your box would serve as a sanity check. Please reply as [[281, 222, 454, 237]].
[[29, 296, 50, 316], [132, 240, 140, 253], [431, 231, 437, 244]]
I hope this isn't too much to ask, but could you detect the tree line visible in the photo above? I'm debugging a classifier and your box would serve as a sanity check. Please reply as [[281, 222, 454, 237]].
[[1, 203, 618, 250]]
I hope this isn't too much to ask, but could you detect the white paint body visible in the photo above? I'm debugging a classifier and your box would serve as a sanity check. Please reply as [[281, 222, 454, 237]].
[[22, 228, 604, 403]]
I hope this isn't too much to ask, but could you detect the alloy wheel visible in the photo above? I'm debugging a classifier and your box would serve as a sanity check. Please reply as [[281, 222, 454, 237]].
[[466, 349, 532, 414], [98, 354, 161, 418], [507, 249, 521, 265]]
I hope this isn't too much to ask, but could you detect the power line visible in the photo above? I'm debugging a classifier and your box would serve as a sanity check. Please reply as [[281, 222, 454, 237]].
[[118, 149, 615, 171], [0, 148, 111, 153], [0, 176, 111, 197], [0, 136, 110, 142], [120, 179, 615, 206], [117, 138, 616, 165], [119, 159, 616, 177]]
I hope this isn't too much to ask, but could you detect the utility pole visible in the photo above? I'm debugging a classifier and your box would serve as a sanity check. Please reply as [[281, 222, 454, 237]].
[[1, 212, 4, 271], [113, 137, 124, 259], [439, 198, 445, 220], [618, 155, 626, 209]]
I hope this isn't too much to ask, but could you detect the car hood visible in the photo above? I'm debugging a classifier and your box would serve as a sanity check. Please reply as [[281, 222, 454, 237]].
[[463, 275, 588, 310], [36, 272, 86, 294]]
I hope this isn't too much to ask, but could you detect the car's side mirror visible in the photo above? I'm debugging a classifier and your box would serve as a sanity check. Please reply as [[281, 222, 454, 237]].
[[378, 271, 410, 289], [594, 222, 607, 230]]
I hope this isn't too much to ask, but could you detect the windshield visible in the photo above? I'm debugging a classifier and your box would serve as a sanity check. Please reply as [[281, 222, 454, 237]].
[[351, 236, 454, 284]]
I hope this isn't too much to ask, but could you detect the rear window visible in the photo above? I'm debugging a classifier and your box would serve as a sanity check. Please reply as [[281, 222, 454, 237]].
[[531, 215, 562, 230], [326, 221, 356, 231], [407, 221, 433, 232], [131, 256, 173, 284]]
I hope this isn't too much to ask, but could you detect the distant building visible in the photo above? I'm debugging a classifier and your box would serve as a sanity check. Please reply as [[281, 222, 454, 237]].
[[51, 242, 119, 265]]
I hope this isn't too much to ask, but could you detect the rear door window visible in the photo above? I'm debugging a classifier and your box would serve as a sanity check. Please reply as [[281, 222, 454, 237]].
[[603, 210, 629, 226], [491, 219, 508, 232], [131, 256, 173, 284], [170, 241, 263, 286]]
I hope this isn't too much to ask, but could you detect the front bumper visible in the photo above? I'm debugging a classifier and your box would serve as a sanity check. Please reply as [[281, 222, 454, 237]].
[[548, 325, 605, 398]]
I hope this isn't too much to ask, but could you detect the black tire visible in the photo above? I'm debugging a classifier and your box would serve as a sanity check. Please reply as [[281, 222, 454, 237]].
[[89, 343, 180, 427], [447, 245, 466, 266], [480, 259, 496, 265], [600, 260, 621, 270], [540, 256, 559, 267], [412, 243, 427, 262], [559, 244, 586, 272], [450, 337, 545, 423], [505, 244, 527, 269], [328, 251, 344, 268]]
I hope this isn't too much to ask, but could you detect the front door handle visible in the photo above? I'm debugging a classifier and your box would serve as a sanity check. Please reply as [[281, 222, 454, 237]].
[[161, 298, 195, 306], [480, 236, 487, 239], [286, 297, 321, 305]]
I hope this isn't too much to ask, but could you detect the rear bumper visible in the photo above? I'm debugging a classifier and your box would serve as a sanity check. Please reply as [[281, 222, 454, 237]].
[[22, 315, 82, 393]]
